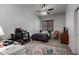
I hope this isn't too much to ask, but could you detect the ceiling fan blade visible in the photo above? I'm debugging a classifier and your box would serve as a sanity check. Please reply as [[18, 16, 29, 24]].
[[36, 11, 41, 12], [47, 8, 54, 11], [47, 12, 50, 14]]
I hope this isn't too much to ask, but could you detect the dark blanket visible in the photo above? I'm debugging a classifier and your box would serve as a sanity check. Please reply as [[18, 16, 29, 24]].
[[31, 33, 49, 42]]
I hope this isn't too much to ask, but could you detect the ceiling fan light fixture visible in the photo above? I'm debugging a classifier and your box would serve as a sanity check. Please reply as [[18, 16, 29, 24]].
[[41, 11, 47, 15]]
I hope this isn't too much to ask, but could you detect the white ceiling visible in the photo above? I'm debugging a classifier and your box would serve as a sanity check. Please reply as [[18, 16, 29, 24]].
[[18, 4, 68, 16]]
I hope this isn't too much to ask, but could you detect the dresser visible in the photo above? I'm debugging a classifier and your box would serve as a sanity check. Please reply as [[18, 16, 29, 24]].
[[60, 32, 69, 44]]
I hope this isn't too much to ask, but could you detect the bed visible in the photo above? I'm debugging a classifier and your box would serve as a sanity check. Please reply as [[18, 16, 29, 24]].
[[0, 44, 26, 55], [31, 31, 49, 42]]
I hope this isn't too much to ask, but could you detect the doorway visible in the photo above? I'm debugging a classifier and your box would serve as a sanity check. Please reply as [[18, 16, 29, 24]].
[[74, 7, 79, 54]]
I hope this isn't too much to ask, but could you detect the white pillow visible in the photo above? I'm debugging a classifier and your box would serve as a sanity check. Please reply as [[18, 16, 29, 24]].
[[41, 31, 48, 33], [41, 31, 49, 36]]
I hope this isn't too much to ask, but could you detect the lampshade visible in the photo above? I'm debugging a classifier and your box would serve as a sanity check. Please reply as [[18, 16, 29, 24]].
[[0, 26, 4, 36]]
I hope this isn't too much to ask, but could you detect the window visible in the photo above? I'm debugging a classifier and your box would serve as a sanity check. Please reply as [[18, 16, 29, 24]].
[[42, 20, 53, 31]]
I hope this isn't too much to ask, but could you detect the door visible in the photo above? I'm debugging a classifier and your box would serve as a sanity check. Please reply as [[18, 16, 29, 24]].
[[75, 7, 79, 54], [77, 9, 79, 54]]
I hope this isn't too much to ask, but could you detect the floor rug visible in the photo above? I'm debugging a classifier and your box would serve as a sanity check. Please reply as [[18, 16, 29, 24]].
[[25, 42, 73, 55]]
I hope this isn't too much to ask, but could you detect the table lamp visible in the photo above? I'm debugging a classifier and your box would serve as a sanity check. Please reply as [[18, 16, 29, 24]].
[[0, 26, 4, 39]]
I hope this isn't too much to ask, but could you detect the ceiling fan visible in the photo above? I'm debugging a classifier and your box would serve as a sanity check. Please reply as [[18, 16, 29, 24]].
[[36, 4, 54, 15]]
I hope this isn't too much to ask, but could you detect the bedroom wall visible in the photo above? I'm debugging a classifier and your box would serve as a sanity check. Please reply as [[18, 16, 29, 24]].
[[0, 4, 40, 40], [65, 4, 79, 54], [40, 13, 65, 33]]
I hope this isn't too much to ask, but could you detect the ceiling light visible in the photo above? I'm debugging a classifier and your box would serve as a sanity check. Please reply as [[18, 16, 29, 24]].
[[41, 11, 47, 15]]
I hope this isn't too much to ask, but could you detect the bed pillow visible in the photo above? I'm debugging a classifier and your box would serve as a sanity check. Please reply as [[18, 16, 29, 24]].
[[41, 31, 48, 33], [41, 31, 49, 36]]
